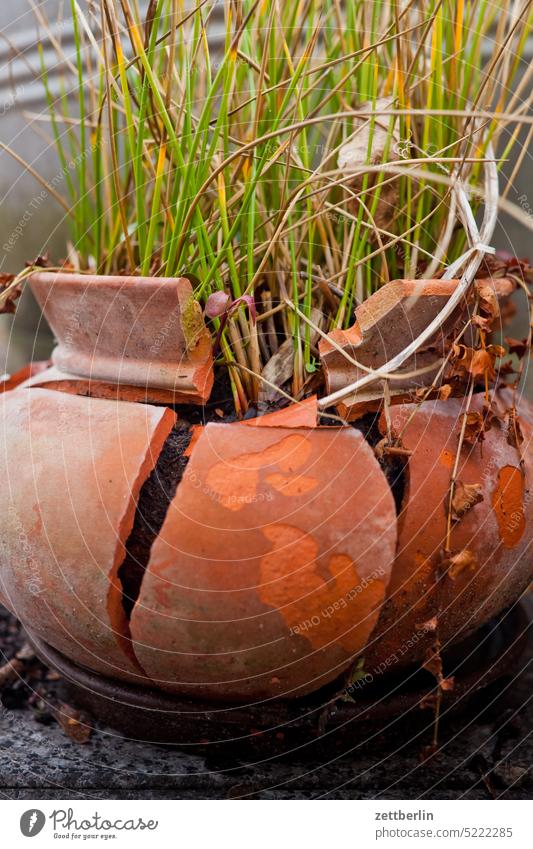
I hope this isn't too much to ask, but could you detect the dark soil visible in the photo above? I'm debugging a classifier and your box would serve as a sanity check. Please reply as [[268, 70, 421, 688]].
[[119, 422, 193, 619], [350, 411, 408, 515]]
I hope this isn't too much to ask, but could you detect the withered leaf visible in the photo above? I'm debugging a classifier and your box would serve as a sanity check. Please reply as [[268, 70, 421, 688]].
[[472, 314, 493, 332], [419, 741, 439, 761], [26, 253, 51, 269], [482, 398, 501, 426], [451, 343, 474, 372], [475, 252, 532, 282], [477, 283, 500, 323], [464, 410, 486, 444], [420, 676, 455, 704], [451, 343, 504, 382], [0, 274, 22, 315], [420, 691, 439, 711], [0, 642, 36, 688], [445, 549, 478, 580], [451, 480, 484, 521], [338, 98, 400, 233], [505, 336, 529, 359], [53, 702, 92, 744], [416, 615, 438, 633]]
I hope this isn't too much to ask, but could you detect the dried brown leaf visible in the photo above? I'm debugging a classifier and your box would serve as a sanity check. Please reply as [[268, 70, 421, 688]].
[[451, 343, 504, 382], [471, 345, 505, 380], [422, 645, 443, 679], [420, 692, 439, 711], [338, 98, 400, 233], [338, 98, 399, 173], [416, 615, 438, 633], [445, 549, 478, 580], [0, 274, 22, 315], [419, 741, 439, 761], [451, 480, 484, 521], [53, 702, 92, 744]]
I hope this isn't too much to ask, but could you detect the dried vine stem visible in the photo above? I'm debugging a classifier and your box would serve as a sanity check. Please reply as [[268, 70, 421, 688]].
[[317, 142, 499, 411]]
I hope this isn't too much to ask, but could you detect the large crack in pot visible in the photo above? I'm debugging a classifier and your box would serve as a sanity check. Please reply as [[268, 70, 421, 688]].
[[118, 422, 193, 621], [350, 412, 409, 516], [127, 420, 399, 701], [115, 401, 318, 636]]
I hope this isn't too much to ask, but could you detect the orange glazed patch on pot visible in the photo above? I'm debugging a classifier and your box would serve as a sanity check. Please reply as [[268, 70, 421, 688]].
[[205, 432, 314, 511], [130, 423, 397, 700], [265, 472, 318, 497], [259, 523, 384, 653], [492, 465, 526, 548]]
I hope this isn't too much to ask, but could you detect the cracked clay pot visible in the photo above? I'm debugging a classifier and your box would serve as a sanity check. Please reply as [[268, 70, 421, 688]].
[[1, 373, 532, 702], [0, 384, 398, 701]]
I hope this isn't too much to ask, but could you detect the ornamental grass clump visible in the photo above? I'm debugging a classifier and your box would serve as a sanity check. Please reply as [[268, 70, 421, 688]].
[[4, 0, 533, 413]]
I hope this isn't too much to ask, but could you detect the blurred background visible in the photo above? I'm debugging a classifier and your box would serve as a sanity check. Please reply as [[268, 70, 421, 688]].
[[1, 0, 532, 378]]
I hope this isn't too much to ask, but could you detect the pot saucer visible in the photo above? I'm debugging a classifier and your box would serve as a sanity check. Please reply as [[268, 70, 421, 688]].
[[26, 601, 530, 757]]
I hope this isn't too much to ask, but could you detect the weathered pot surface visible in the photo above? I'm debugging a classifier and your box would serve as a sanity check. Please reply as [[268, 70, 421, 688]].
[[0, 383, 397, 701], [29, 272, 213, 405], [129, 420, 398, 700], [1, 373, 532, 702], [0, 387, 175, 683]]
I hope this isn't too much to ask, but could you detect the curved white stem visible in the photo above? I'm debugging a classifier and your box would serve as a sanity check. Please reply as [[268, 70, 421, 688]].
[[317, 143, 498, 411]]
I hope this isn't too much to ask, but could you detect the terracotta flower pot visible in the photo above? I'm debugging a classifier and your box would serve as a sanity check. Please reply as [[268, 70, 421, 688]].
[[1, 371, 532, 702], [0, 385, 397, 700], [1, 273, 532, 703], [28, 272, 213, 404]]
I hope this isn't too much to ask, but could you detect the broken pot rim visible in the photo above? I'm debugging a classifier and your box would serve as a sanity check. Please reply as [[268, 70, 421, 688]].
[[29, 270, 195, 291]]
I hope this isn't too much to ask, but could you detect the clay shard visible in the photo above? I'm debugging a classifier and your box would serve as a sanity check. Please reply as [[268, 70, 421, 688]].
[[0, 387, 176, 682], [0, 361, 49, 394], [244, 396, 318, 428], [29, 272, 213, 404], [130, 422, 398, 702], [319, 277, 516, 420]]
